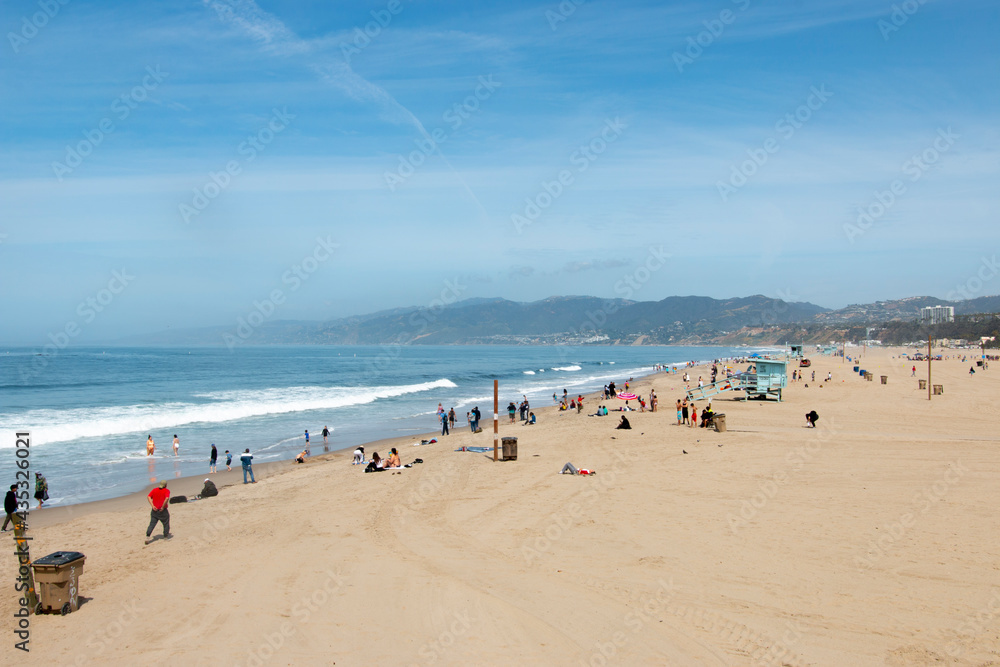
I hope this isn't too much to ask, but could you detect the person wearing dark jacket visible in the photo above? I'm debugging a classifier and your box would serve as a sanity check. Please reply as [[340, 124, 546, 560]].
[[200, 478, 218, 498], [2, 485, 18, 531], [616, 416, 631, 430]]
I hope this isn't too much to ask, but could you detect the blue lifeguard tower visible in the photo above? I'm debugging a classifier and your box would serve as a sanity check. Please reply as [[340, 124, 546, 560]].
[[686, 356, 788, 402]]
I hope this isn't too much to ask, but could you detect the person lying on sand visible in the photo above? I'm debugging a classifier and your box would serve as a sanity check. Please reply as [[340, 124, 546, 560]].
[[560, 463, 595, 475]]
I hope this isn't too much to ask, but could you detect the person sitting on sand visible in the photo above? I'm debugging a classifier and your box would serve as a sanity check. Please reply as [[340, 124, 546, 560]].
[[700, 406, 714, 428], [383, 448, 401, 469], [806, 410, 819, 427], [616, 416, 631, 430], [294, 450, 309, 463], [353, 446, 365, 464], [372, 452, 383, 469], [200, 478, 218, 498]]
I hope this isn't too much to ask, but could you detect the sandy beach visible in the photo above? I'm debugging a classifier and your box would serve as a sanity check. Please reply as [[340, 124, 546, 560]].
[[4, 347, 999, 666]]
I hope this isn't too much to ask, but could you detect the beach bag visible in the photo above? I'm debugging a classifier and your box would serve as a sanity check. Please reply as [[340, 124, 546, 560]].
[[169, 496, 188, 504]]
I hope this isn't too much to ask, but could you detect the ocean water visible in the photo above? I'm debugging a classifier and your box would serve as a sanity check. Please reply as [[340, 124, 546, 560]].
[[0, 344, 749, 506]]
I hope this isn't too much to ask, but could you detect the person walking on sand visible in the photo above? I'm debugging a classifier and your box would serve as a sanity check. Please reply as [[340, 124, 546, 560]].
[[225, 449, 233, 471], [34, 472, 48, 508], [209, 444, 218, 474], [146, 435, 155, 456], [240, 449, 256, 484], [441, 410, 449, 436], [911, 365, 916, 377], [173, 434, 179, 457], [145, 480, 171, 544], [2, 485, 18, 532]]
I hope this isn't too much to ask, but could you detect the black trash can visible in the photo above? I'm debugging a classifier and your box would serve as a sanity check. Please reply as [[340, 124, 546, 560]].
[[32, 551, 85, 615]]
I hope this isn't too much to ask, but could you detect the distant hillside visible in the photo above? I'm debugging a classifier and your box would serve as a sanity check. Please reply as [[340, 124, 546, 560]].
[[126, 292, 1000, 347]]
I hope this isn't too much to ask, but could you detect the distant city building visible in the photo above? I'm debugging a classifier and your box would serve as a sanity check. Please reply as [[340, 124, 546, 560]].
[[920, 305, 954, 325]]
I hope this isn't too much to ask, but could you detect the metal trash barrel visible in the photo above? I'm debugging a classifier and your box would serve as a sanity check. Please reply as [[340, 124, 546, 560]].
[[501, 437, 518, 461], [865, 372, 873, 381], [713, 414, 727, 433], [880, 376, 887, 384], [933, 384, 944, 395], [919, 379, 927, 389], [32, 551, 85, 615]]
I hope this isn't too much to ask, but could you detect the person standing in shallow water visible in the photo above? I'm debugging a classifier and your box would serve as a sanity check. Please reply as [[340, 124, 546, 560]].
[[210, 444, 218, 474], [34, 472, 48, 508], [173, 435, 179, 457], [146, 435, 155, 456]]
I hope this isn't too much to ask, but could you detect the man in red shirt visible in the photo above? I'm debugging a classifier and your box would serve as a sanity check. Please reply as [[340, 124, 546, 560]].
[[145, 480, 171, 545]]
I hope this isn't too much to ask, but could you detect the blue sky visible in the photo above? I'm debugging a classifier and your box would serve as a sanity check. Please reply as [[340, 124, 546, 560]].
[[1, 0, 998, 343]]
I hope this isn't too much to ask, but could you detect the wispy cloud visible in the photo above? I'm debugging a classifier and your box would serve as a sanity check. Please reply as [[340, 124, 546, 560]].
[[204, 0, 488, 219]]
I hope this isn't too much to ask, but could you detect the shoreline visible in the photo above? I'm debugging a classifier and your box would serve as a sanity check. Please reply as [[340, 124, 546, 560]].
[[22, 355, 726, 528], [7, 346, 1000, 664], [22, 352, 735, 518]]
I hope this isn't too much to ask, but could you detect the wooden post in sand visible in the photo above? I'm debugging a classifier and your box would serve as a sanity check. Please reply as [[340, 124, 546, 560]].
[[493, 380, 499, 462], [927, 337, 932, 401]]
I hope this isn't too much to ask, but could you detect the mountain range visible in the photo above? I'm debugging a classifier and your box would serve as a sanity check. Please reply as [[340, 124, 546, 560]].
[[126, 293, 1000, 347]]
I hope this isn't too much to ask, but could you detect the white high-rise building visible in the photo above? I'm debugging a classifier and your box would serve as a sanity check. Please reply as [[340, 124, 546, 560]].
[[920, 305, 954, 325]]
